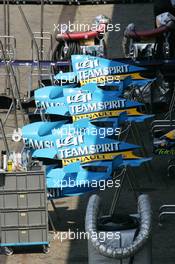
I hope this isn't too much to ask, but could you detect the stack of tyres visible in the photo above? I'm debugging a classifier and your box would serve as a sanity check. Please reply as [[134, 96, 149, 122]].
[[0, 171, 49, 255]]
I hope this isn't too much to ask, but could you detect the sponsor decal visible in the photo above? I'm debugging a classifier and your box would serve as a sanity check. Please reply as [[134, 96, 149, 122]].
[[69, 99, 127, 114], [23, 138, 54, 149], [57, 142, 120, 159], [154, 148, 175, 155], [62, 150, 138, 166], [72, 108, 142, 121], [35, 101, 64, 110], [56, 135, 83, 148], [75, 58, 99, 70], [78, 65, 129, 80], [67, 93, 92, 104]]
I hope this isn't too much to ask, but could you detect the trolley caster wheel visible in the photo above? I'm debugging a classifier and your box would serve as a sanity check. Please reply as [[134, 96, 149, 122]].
[[167, 166, 175, 177], [158, 221, 163, 227], [4, 247, 13, 256], [43, 245, 50, 254]]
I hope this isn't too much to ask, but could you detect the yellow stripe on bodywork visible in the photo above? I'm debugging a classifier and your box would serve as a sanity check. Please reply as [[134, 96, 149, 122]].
[[80, 73, 146, 86], [72, 108, 142, 122], [62, 151, 140, 166], [118, 72, 146, 80]]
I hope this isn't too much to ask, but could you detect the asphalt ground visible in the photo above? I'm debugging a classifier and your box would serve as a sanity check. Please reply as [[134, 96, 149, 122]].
[[1, 3, 175, 264]]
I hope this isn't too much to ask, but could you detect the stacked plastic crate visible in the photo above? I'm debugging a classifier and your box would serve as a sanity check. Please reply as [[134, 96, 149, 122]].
[[0, 170, 49, 255]]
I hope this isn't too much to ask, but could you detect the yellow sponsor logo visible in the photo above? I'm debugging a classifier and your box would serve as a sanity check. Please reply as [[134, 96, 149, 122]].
[[165, 129, 175, 140], [62, 151, 140, 166], [72, 108, 142, 122], [79, 73, 145, 86], [119, 72, 145, 80]]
